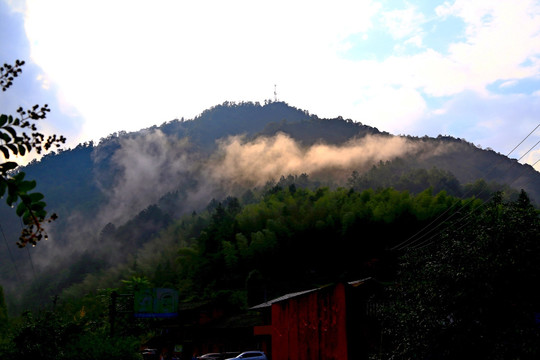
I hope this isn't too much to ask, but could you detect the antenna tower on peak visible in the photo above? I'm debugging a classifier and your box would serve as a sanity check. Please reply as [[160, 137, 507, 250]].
[[274, 84, 278, 102]]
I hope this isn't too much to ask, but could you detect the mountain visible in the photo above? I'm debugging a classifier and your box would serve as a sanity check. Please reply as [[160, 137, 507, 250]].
[[1, 100, 539, 311]]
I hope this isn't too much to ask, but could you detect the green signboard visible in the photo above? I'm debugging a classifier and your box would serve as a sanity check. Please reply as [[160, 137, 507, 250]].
[[134, 288, 178, 318]]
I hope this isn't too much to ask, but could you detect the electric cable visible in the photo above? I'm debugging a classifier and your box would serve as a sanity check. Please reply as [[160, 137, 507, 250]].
[[411, 153, 540, 250], [26, 246, 36, 281], [0, 222, 23, 284], [392, 123, 540, 251]]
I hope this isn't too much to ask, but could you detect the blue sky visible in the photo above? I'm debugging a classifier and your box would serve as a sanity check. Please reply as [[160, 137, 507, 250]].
[[1, 0, 539, 170]]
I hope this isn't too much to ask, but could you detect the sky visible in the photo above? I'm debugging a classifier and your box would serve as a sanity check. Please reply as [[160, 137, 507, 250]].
[[1, 0, 540, 170]]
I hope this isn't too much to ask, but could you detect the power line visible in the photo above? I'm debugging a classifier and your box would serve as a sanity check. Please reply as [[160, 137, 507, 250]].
[[505, 122, 540, 157], [0, 222, 23, 284], [26, 246, 36, 281], [394, 137, 540, 251], [410, 151, 540, 251], [392, 122, 540, 251], [514, 157, 540, 189]]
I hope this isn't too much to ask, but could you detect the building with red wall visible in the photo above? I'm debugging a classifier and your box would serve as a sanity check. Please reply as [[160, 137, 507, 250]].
[[252, 279, 380, 360]]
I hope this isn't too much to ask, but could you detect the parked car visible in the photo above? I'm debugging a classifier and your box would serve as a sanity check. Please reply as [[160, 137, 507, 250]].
[[141, 348, 159, 360], [224, 351, 267, 360], [198, 353, 222, 360]]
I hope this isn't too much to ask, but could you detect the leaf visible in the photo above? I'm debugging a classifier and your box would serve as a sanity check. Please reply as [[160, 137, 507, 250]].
[[6, 143, 18, 155], [0, 161, 17, 172], [6, 193, 17, 206], [0, 133, 10, 142], [17, 180, 36, 193], [16, 201, 26, 217], [17, 144, 26, 156], [31, 201, 46, 211], [12, 172, 25, 182], [2, 126, 16, 139], [34, 209, 47, 219], [22, 212, 32, 225], [19, 193, 31, 203], [29, 193, 44, 202], [0, 114, 7, 126], [0, 146, 9, 159]]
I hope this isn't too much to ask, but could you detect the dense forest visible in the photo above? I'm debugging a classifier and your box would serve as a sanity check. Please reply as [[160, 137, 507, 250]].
[[1, 186, 538, 359], [0, 101, 539, 359]]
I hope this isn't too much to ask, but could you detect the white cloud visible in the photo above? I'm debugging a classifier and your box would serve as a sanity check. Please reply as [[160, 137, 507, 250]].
[[404, 34, 423, 48], [441, 1, 540, 85], [406, 90, 540, 166], [351, 86, 427, 133], [340, 0, 540, 115], [381, 5, 426, 40], [521, 148, 540, 171], [20, 0, 382, 143], [2, 0, 539, 168], [35, 73, 49, 90]]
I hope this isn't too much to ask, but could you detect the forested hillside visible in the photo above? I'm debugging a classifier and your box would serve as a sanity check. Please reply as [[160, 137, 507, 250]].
[[1, 101, 538, 310], [0, 101, 539, 359], [2, 184, 537, 359]]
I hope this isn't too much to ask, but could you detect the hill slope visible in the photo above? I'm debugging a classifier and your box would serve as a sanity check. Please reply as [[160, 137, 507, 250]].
[[1, 101, 539, 310]]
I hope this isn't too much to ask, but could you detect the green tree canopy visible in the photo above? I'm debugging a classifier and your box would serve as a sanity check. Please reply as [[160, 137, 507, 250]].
[[379, 190, 540, 359]]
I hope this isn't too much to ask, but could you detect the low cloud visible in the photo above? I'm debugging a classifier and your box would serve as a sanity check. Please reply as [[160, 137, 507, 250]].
[[96, 130, 195, 225], [86, 131, 434, 229], [207, 133, 418, 189]]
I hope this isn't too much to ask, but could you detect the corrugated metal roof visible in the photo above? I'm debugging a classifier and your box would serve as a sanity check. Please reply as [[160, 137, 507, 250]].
[[250, 288, 319, 309], [250, 278, 375, 310], [347, 277, 373, 287]]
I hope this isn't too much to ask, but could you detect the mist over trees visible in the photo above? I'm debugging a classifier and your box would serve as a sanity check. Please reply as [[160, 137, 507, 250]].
[[0, 100, 538, 359]]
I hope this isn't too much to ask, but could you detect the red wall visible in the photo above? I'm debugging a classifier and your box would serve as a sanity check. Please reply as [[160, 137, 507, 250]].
[[271, 283, 348, 360]]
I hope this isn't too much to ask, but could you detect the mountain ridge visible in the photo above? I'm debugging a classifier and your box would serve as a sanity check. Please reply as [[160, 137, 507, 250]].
[[11, 100, 540, 237], [1, 100, 539, 311]]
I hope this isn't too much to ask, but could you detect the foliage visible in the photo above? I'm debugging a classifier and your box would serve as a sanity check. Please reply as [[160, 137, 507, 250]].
[[347, 160, 520, 201], [378, 191, 540, 359], [62, 331, 142, 360], [0, 185, 531, 358], [2, 311, 80, 360], [0, 309, 141, 360], [257, 112, 383, 146], [0, 60, 65, 247], [175, 186, 478, 304], [121, 275, 152, 293]]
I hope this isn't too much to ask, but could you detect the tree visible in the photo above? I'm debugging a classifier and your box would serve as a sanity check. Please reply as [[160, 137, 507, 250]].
[[2, 309, 141, 360], [0, 60, 65, 247], [379, 191, 540, 359]]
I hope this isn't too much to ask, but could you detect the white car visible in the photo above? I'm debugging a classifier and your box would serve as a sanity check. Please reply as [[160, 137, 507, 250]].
[[198, 353, 222, 360], [225, 351, 267, 360]]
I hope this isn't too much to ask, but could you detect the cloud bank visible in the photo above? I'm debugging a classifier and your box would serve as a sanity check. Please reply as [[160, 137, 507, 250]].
[[208, 133, 416, 188], [92, 131, 443, 228]]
